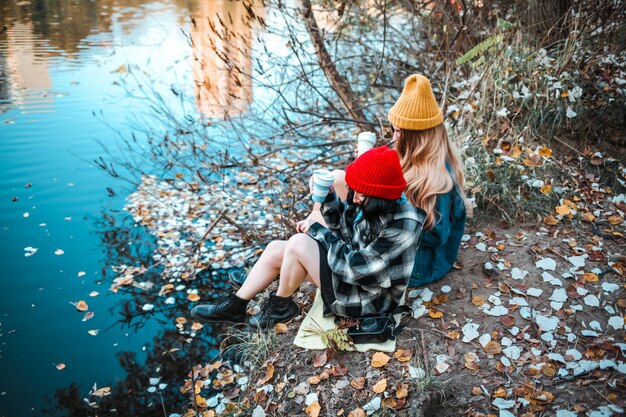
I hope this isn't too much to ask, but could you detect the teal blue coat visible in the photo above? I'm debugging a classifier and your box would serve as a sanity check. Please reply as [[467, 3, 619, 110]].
[[408, 184, 466, 288]]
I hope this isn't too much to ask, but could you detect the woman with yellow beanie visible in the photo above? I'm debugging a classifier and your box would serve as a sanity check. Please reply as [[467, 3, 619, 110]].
[[329, 74, 469, 288]]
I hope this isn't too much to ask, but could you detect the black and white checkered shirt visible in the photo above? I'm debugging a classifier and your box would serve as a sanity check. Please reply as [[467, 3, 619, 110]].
[[307, 193, 425, 317]]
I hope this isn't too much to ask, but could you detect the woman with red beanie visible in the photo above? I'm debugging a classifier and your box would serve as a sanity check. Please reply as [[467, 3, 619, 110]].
[[191, 146, 425, 328]]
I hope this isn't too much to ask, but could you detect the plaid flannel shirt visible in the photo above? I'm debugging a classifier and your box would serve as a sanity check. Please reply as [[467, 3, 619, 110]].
[[307, 193, 425, 317]]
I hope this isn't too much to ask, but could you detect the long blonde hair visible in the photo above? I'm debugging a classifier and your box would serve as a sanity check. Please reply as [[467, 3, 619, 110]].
[[394, 124, 469, 230]]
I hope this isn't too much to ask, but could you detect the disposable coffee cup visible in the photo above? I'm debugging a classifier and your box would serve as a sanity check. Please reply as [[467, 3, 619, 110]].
[[357, 131, 377, 157], [312, 169, 335, 203]]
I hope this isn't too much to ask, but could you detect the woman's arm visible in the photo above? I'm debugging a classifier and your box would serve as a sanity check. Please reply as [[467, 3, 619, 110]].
[[307, 216, 421, 286]]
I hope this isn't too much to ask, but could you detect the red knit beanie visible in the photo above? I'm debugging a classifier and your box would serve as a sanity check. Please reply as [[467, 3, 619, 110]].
[[345, 146, 406, 200]]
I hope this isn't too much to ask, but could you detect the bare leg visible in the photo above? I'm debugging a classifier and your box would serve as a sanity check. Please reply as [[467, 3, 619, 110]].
[[331, 169, 348, 201], [236, 240, 286, 300], [276, 234, 321, 297]]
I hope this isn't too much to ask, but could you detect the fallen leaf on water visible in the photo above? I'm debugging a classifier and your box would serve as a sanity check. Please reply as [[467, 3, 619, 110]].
[[89, 291, 99, 297], [394, 349, 413, 362], [91, 387, 111, 397], [274, 323, 288, 334], [83, 311, 94, 321], [372, 378, 387, 393], [371, 352, 390, 368], [54, 363, 66, 370], [54, 249, 65, 255], [77, 271, 86, 277], [73, 300, 88, 311], [313, 352, 327, 367], [88, 329, 99, 336], [305, 401, 321, 417]]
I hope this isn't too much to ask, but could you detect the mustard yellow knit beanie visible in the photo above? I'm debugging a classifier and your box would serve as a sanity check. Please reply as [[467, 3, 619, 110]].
[[387, 74, 443, 131]]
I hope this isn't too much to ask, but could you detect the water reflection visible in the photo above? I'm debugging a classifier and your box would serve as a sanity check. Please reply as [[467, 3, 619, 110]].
[[190, 0, 264, 118]]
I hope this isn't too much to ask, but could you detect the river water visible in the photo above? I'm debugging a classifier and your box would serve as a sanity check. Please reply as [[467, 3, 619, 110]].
[[0, 1, 270, 415]]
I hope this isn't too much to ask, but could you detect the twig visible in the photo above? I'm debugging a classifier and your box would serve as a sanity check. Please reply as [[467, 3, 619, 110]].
[[419, 329, 430, 370]]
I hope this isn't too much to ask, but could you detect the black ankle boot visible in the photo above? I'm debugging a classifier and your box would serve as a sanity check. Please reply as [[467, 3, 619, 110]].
[[248, 292, 300, 329], [191, 293, 249, 324]]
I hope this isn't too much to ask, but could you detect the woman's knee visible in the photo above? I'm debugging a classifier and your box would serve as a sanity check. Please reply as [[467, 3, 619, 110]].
[[260, 240, 286, 265], [285, 234, 316, 259]]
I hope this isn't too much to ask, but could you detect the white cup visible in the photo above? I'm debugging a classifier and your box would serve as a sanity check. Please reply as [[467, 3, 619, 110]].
[[357, 131, 377, 157], [312, 169, 335, 203]]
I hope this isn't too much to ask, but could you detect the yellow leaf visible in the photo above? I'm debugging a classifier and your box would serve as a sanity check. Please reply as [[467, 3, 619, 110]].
[[371, 352, 390, 368], [372, 378, 387, 393], [75, 300, 89, 311], [394, 349, 413, 362], [540, 184, 552, 195], [54, 363, 66, 370], [493, 387, 507, 398], [191, 322, 203, 331], [187, 293, 200, 302], [92, 387, 111, 397], [305, 401, 321, 417], [274, 323, 288, 334], [543, 215, 559, 225], [471, 296, 484, 306], [538, 147, 552, 157], [583, 272, 599, 282], [428, 308, 443, 319], [609, 215, 623, 225], [554, 204, 572, 217], [176, 317, 188, 324]]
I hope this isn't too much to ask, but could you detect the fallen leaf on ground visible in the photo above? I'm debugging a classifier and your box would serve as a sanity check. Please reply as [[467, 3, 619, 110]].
[[394, 349, 413, 362], [396, 383, 409, 399], [484, 341, 503, 355], [258, 363, 274, 384], [274, 323, 288, 334], [347, 409, 365, 417], [351, 377, 365, 389], [187, 293, 200, 302], [372, 378, 387, 393], [371, 352, 390, 368], [305, 401, 321, 417], [313, 352, 327, 367]]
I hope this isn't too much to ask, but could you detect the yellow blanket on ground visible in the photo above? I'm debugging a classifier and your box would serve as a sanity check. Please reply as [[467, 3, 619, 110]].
[[293, 289, 399, 353]]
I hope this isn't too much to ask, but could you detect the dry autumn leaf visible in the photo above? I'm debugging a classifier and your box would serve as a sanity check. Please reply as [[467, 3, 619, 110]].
[[472, 386, 482, 396], [483, 341, 503, 355], [464, 362, 480, 372], [394, 349, 413, 362], [191, 322, 203, 331], [446, 331, 460, 340], [543, 215, 558, 225], [348, 409, 366, 417], [258, 363, 274, 384], [308, 375, 321, 385], [382, 397, 397, 409], [371, 352, 391, 368], [428, 308, 443, 319], [305, 401, 321, 417], [540, 184, 552, 195], [351, 377, 365, 390], [187, 293, 200, 302], [274, 323, 288, 334], [471, 296, 484, 306], [372, 378, 387, 393], [493, 387, 508, 398], [313, 352, 327, 367], [83, 311, 94, 321], [75, 300, 88, 311], [538, 147, 552, 157], [583, 272, 599, 282], [54, 363, 66, 370], [396, 383, 409, 399]]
